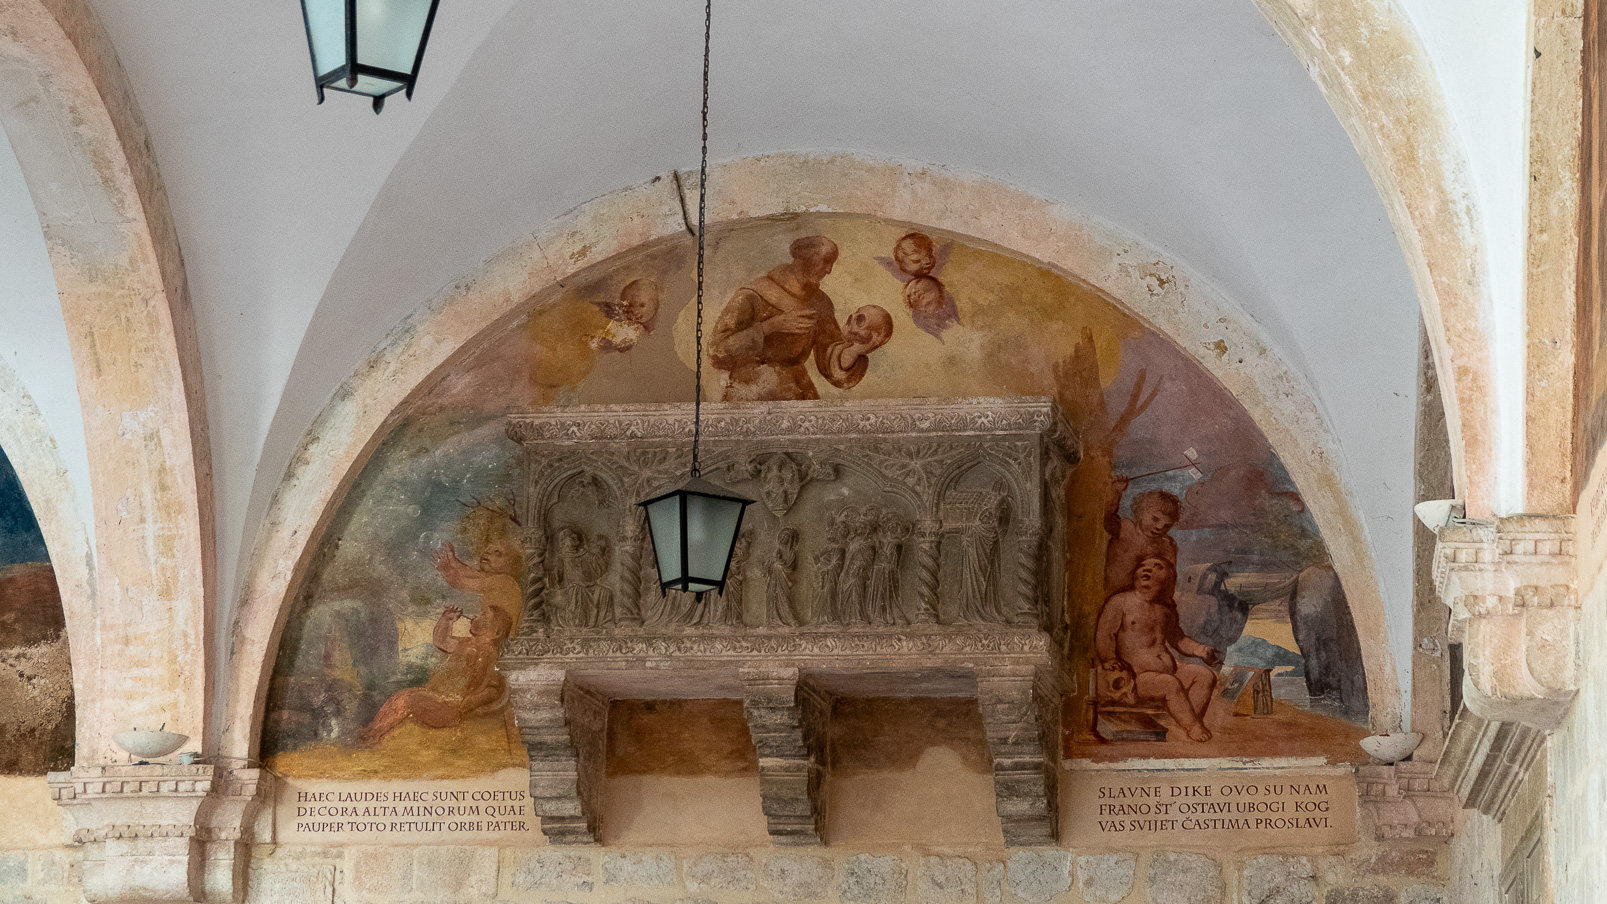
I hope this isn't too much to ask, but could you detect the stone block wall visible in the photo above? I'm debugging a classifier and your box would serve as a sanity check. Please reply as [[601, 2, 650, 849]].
[[1551, 568, 1607, 904], [225, 842, 1450, 904]]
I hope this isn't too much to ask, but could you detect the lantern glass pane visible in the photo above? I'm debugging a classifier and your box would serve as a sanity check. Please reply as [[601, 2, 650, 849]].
[[356, 0, 434, 74], [342, 74, 406, 97], [644, 496, 683, 585], [302, 0, 348, 79], [685, 492, 744, 584]]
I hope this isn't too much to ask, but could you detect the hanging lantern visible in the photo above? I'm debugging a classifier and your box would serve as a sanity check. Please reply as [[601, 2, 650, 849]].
[[300, 0, 441, 113], [638, 0, 753, 598], [639, 477, 753, 596]]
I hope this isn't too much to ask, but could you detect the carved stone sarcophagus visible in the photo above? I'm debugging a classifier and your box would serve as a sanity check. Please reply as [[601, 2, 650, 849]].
[[501, 398, 1077, 846]]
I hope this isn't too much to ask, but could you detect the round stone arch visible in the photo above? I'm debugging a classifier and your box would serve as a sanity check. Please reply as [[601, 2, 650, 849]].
[[1253, 0, 1502, 515], [222, 151, 1406, 760], [0, 358, 98, 762], [0, 0, 213, 755]]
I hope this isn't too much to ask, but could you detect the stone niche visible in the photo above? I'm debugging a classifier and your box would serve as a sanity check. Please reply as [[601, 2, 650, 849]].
[[501, 397, 1077, 846]]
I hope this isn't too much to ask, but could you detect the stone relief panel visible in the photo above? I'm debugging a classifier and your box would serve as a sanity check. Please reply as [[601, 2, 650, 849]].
[[508, 398, 1071, 638]]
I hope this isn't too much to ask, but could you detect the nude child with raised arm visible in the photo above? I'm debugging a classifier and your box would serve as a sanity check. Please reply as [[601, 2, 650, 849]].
[[1095, 556, 1221, 742]]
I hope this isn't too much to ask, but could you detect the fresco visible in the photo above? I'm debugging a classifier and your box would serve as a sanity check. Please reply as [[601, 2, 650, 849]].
[[0, 444, 73, 774], [262, 213, 1369, 778]]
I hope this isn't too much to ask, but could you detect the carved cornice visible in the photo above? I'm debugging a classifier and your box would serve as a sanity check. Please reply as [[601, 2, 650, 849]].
[[1430, 514, 1578, 728], [502, 625, 1054, 668], [507, 397, 1078, 462], [1356, 761, 1457, 840], [1433, 705, 1547, 821]]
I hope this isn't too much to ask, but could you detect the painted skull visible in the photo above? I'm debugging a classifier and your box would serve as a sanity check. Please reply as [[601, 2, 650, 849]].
[[844, 304, 894, 350]]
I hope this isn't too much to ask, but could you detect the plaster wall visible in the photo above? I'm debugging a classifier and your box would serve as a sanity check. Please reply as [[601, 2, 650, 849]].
[[1550, 565, 1607, 904]]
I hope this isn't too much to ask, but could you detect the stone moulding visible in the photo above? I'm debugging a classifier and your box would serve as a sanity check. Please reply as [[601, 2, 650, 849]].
[[1356, 760, 1457, 840], [49, 764, 274, 904], [500, 625, 1054, 667], [505, 396, 1079, 452], [1430, 514, 1578, 729], [1432, 705, 1547, 821]]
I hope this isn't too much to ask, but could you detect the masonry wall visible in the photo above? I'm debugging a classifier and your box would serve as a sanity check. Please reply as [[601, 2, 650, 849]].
[[0, 785, 1453, 904], [1551, 567, 1607, 904]]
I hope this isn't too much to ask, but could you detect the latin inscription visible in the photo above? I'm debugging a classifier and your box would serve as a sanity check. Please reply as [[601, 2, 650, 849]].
[[276, 770, 535, 843]]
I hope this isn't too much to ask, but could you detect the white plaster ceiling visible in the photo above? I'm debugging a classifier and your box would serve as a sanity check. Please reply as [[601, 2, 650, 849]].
[[51, 0, 1499, 721]]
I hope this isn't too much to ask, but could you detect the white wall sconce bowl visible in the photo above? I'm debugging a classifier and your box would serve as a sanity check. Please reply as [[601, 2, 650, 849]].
[[113, 729, 189, 761], [1360, 731, 1423, 764]]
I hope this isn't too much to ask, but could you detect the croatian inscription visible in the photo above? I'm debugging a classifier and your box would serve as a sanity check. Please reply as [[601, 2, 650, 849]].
[[277, 769, 536, 844], [1065, 768, 1357, 848]]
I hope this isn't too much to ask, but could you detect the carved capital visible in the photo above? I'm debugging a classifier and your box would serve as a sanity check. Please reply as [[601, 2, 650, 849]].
[[48, 765, 273, 903], [1356, 760, 1457, 841], [1430, 514, 1578, 727]]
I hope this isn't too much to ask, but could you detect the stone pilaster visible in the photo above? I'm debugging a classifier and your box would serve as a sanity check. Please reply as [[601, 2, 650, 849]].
[[1431, 514, 1578, 728], [199, 769, 274, 903], [740, 668, 824, 845], [509, 669, 597, 844], [48, 764, 269, 904], [975, 666, 1059, 846], [910, 522, 942, 625]]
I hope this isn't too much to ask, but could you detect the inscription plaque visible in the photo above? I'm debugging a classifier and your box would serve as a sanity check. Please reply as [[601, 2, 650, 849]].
[[276, 768, 534, 844], [1064, 765, 1358, 848]]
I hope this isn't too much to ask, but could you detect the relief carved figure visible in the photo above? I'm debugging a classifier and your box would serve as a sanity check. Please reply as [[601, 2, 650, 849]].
[[835, 508, 879, 625], [812, 509, 850, 624], [955, 495, 1011, 624], [552, 528, 615, 628], [759, 453, 806, 516], [711, 533, 752, 628], [866, 510, 910, 625], [766, 528, 802, 627]]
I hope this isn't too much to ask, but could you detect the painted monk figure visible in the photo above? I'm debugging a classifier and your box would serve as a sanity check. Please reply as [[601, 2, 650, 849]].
[[359, 605, 513, 746], [433, 538, 525, 635], [1094, 557, 1221, 742], [710, 236, 883, 401], [1103, 476, 1181, 598]]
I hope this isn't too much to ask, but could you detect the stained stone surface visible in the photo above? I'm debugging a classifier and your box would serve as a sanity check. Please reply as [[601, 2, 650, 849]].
[[1323, 889, 1397, 904], [1399, 888, 1446, 904], [981, 862, 1003, 904], [1006, 850, 1072, 903], [1078, 853, 1136, 904], [1147, 852, 1223, 904], [764, 852, 836, 901], [0, 854, 24, 887], [918, 856, 978, 904], [840, 854, 908, 904], [603, 852, 676, 888], [683, 853, 757, 893], [508, 850, 596, 893], [414, 847, 498, 903], [1243, 856, 1316, 904], [348, 848, 414, 899]]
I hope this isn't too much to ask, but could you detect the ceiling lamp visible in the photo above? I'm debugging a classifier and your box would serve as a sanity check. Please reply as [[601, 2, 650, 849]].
[[639, 0, 754, 598], [300, 0, 440, 113]]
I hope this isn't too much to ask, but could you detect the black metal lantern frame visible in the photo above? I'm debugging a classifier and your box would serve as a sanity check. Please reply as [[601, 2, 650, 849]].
[[637, 477, 753, 597], [300, 0, 441, 113], [636, 0, 755, 599]]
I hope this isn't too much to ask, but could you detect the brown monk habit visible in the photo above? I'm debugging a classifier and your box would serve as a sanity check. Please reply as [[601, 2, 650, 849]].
[[709, 265, 866, 401]]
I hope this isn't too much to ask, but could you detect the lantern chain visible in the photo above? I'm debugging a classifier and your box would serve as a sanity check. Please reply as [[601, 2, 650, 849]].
[[691, 0, 711, 479]]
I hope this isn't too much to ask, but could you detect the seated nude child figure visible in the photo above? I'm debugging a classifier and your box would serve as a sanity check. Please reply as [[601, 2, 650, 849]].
[[359, 605, 513, 746], [1095, 557, 1222, 742]]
